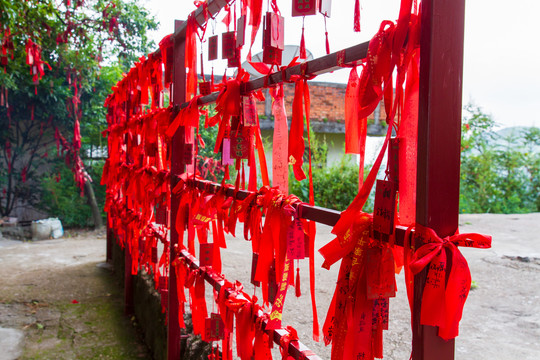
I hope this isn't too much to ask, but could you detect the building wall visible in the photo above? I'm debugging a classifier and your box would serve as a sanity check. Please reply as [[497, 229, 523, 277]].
[[255, 81, 388, 124]]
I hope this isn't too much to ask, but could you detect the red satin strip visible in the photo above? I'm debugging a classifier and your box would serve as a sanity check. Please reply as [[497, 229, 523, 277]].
[[407, 224, 491, 340]]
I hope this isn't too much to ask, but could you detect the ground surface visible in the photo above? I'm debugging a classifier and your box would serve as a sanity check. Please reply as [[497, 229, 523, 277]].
[[1, 213, 539, 360], [0, 229, 150, 360]]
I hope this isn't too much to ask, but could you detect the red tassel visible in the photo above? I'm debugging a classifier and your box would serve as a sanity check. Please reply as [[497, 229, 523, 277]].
[[325, 34, 330, 53], [295, 267, 301, 297], [354, 0, 361, 32], [373, 318, 383, 358], [324, 17, 330, 55], [299, 18, 306, 59]]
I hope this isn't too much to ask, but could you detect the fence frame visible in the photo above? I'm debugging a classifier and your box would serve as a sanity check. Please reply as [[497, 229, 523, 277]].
[[105, 1, 466, 359]]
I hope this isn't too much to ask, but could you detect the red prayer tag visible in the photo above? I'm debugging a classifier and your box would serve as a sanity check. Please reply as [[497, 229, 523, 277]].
[[319, 0, 332, 17], [183, 143, 193, 165], [292, 0, 319, 17], [264, 12, 284, 50], [268, 263, 278, 304], [221, 138, 235, 166], [199, 81, 212, 96], [227, 48, 241, 68], [366, 247, 396, 299], [139, 239, 145, 254], [286, 217, 305, 260], [211, 313, 225, 340], [373, 180, 397, 235], [251, 252, 260, 286], [151, 246, 158, 264], [388, 138, 399, 186], [208, 35, 218, 61], [230, 129, 250, 159], [262, 12, 284, 65], [221, 31, 236, 59], [372, 297, 389, 330], [155, 206, 169, 226], [242, 96, 258, 126], [236, 15, 246, 47], [159, 275, 168, 290], [262, 45, 282, 65], [200, 243, 214, 267]]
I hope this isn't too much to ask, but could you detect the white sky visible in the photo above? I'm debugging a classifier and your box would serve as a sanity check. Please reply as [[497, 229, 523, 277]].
[[143, 0, 540, 129]]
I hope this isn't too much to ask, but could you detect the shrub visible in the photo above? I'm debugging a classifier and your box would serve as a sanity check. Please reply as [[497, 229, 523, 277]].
[[460, 104, 540, 213], [39, 160, 106, 228], [289, 155, 374, 213]]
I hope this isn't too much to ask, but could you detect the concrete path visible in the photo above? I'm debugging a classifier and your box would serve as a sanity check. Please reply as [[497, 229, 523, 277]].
[[0, 229, 150, 360], [0, 214, 539, 359]]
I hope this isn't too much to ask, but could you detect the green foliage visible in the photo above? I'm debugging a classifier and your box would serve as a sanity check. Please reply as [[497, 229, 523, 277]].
[[0, 0, 157, 217], [460, 104, 540, 213], [290, 155, 373, 212], [288, 130, 373, 212], [39, 160, 106, 228]]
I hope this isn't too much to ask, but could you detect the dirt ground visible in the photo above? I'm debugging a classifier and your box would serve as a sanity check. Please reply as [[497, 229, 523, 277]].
[[1, 213, 539, 360], [0, 229, 150, 360]]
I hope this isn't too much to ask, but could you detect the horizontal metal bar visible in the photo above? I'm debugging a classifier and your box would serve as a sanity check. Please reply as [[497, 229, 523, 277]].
[[178, 249, 323, 360], [186, 177, 408, 247], [180, 41, 370, 110], [150, 0, 230, 57]]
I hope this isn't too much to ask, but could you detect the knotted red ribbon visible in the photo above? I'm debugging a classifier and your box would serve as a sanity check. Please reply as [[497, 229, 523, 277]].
[[406, 224, 491, 340]]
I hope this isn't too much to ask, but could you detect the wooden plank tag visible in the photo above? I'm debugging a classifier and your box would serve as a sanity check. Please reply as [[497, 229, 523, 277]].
[[251, 252, 260, 286], [208, 35, 218, 60], [221, 31, 236, 59], [199, 243, 214, 267], [236, 15, 246, 47], [292, 0, 319, 17], [268, 263, 278, 303], [286, 217, 305, 260], [199, 81, 212, 96], [230, 129, 251, 159], [366, 247, 396, 299], [227, 48, 241, 68], [155, 206, 169, 226], [205, 313, 224, 340], [319, 0, 332, 17], [373, 179, 397, 235], [183, 143, 193, 165], [242, 96, 258, 126]]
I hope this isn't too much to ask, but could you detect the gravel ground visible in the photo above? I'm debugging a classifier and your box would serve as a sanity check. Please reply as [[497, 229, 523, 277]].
[[0, 213, 539, 360]]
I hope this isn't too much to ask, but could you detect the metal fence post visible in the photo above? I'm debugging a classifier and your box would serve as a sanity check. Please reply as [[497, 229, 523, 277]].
[[413, 0, 466, 358], [168, 19, 188, 360]]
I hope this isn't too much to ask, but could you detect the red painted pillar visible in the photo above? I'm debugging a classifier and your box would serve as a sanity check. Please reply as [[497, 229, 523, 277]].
[[413, 0, 466, 359], [168, 20, 187, 360]]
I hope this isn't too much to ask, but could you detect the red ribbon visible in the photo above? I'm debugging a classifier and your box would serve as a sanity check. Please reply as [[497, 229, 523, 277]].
[[406, 224, 492, 340]]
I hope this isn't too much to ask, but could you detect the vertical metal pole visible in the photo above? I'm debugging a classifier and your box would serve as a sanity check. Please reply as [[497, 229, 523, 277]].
[[124, 97, 134, 316], [413, 0, 466, 359], [168, 19, 187, 360], [106, 216, 113, 262]]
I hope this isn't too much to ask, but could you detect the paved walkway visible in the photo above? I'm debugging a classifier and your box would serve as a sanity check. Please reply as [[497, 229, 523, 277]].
[[1, 214, 539, 359], [0, 229, 150, 360]]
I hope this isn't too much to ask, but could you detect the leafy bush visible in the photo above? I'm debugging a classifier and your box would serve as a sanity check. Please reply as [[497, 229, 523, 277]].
[[289, 155, 373, 212], [39, 160, 106, 228], [460, 104, 540, 213]]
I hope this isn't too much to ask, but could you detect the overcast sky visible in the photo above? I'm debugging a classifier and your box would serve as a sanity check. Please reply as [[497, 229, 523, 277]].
[[143, 0, 539, 130]]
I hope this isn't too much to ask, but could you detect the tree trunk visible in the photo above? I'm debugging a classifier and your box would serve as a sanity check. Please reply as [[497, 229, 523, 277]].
[[84, 176, 103, 229]]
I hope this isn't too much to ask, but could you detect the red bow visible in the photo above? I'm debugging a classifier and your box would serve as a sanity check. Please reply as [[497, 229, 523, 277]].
[[407, 224, 491, 340]]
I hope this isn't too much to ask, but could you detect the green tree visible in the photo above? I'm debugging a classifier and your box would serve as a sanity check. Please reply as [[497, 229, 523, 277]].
[[0, 0, 157, 223], [460, 104, 540, 213]]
